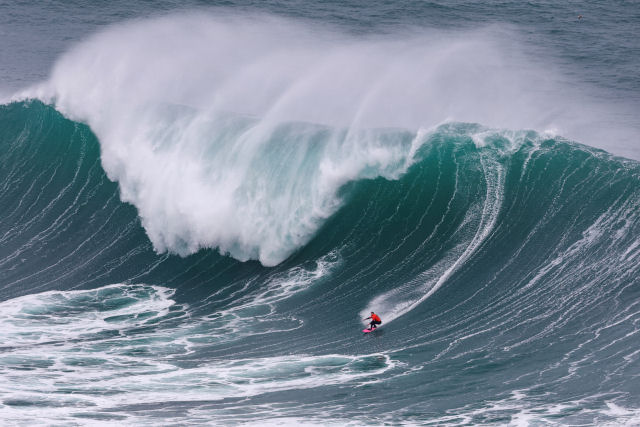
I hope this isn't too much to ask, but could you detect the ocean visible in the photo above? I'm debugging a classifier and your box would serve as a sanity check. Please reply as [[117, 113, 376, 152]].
[[1, 1, 640, 425]]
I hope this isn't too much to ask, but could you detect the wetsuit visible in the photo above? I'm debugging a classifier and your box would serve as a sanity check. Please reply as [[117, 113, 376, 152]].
[[367, 313, 382, 329]]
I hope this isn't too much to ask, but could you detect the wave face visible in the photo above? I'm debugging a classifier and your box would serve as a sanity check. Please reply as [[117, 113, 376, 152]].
[[2, 98, 640, 424]]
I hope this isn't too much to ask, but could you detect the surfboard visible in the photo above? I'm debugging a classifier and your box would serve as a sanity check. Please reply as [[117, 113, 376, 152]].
[[362, 328, 376, 333]]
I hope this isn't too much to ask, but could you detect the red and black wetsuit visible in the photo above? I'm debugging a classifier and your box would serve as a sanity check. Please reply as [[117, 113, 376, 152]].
[[368, 313, 382, 329]]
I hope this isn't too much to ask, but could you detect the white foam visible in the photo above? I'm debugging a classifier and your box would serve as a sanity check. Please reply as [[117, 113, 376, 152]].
[[0, 281, 397, 424], [0, 283, 176, 346]]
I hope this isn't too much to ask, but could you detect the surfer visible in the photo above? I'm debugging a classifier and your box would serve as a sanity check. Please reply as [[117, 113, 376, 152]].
[[364, 312, 382, 330]]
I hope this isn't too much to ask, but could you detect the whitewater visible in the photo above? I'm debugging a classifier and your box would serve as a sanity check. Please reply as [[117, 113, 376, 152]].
[[1, 1, 640, 425]]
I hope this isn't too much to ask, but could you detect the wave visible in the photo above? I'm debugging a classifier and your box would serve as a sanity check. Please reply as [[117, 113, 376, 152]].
[[2, 99, 639, 315], [2, 96, 640, 423], [2, 10, 640, 426], [14, 12, 635, 265]]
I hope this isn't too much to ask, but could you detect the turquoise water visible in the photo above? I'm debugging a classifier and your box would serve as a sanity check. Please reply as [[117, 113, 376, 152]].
[[1, 1, 640, 425]]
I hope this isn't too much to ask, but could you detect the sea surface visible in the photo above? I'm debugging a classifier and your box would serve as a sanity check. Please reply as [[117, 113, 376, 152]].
[[1, 1, 640, 425]]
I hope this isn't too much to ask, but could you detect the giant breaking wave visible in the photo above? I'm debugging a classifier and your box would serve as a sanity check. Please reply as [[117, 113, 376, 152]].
[[12, 12, 622, 266]]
